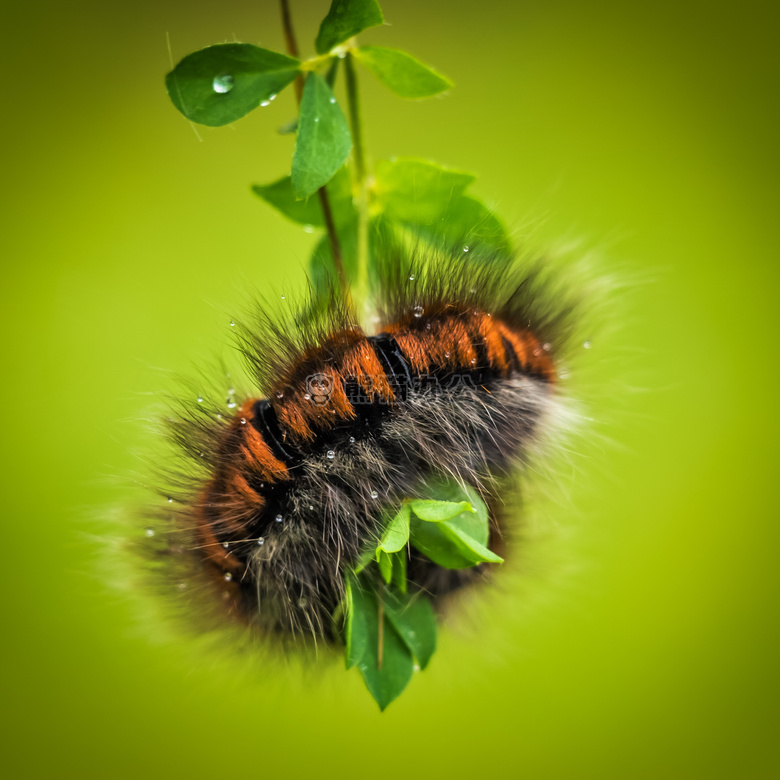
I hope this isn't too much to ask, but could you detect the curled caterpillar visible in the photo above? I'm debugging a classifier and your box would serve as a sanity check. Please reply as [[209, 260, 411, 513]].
[[150, 241, 578, 642]]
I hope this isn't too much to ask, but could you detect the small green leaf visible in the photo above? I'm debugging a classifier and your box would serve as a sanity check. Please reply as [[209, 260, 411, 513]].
[[408, 499, 474, 523], [166, 43, 300, 127], [383, 588, 437, 670], [355, 46, 452, 98], [344, 576, 367, 668], [252, 166, 353, 227], [292, 73, 352, 198], [392, 549, 407, 594], [374, 158, 475, 224], [408, 480, 500, 569], [378, 503, 411, 553], [349, 577, 414, 710], [377, 549, 393, 584], [315, 0, 385, 55]]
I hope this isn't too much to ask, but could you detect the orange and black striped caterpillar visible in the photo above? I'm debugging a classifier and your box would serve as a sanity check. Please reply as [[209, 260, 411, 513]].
[[152, 241, 577, 640]]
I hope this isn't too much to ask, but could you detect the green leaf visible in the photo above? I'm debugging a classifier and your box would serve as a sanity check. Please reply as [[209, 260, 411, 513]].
[[408, 480, 501, 568], [377, 549, 393, 584], [377, 503, 411, 553], [292, 73, 352, 198], [410, 514, 502, 568], [374, 158, 475, 224], [315, 0, 385, 55], [354, 46, 451, 98], [392, 549, 407, 594], [165, 43, 300, 127], [349, 578, 414, 710], [344, 576, 367, 668], [408, 499, 474, 523], [252, 166, 353, 227], [383, 588, 437, 670]]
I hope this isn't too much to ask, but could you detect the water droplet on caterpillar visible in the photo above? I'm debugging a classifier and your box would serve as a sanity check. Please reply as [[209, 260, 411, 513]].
[[408, 274, 415, 281], [309, 505, 314, 511], [349, 436, 355, 443], [275, 391, 284, 400], [229, 320, 235, 327], [256, 537, 265, 546], [412, 305, 424, 318], [223, 571, 233, 581], [227, 399, 237, 409], [463, 245, 470, 253], [281, 295, 286, 300], [275, 514, 283, 523], [145, 527, 155, 537], [444, 351, 451, 359], [212, 74, 234, 94], [222, 542, 229, 549], [196, 396, 203, 403], [303, 393, 311, 400], [470, 358, 477, 365], [370, 489, 379, 499], [167, 497, 173, 504], [583, 341, 592, 349], [327, 450, 335, 460], [240, 417, 247, 424], [543, 342, 551, 352], [228, 387, 235, 395]]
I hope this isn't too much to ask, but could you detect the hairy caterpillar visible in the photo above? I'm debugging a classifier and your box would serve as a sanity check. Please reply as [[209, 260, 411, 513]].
[[144, 238, 578, 646]]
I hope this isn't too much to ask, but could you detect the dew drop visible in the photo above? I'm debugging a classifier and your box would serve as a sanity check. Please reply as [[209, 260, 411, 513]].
[[212, 74, 234, 94], [412, 305, 424, 318], [303, 393, 311, 400], [216, 413, 223, 420], [329, 97, 336, 104], [470, 358, 477, 365], [463, 245, 470, 253], [309, 505, 314, 511], [167, 497, 173, 504], [177, 582, 187, 591], [543, 342, 552, 352], [227, 399, 237, 409], [275, 514, 283, 523], [256, 537, 264, 546], [583, 341, 592, 349], [409, 274, 415, 281], [222, 542, 229, 549], [269, 93, 277, 101], [314, 117, 320, 123], [349, 436, 355, 443], [145, 527, 155, 537], [425, 323, 431, 330], [223, 571, 233, 581], [303, 224, 315, 234], [240, 417, 247, 425], [298, 597, 308, 608], [261, 100, 271, 107], [228, 387, 235, 395], [370, 489, 379, 499], [281, 295, 286, 300], [275, 391, 284, 400], [327, 450, 335, 460], [196, 396, 203, 403], [444, 351, 451, 359]]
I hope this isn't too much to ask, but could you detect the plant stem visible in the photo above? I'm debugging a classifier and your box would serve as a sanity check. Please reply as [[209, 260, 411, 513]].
[[279, 0, 348, 293], [344, 50, 370, 315]]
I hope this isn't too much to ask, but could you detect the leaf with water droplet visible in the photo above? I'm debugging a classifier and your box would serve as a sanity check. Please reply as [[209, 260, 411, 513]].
[[374, 157, 475, 224], [382, 587, 437, 670], [292, 73, 352, 198], [165, 43, 301, 126], [315, 0, 384, 55], [252, 166, 353, 227], [354, 45, 452, 98]]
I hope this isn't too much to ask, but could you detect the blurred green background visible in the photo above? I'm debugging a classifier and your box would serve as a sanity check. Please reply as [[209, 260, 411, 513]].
[[2, 0, 778, 777]]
